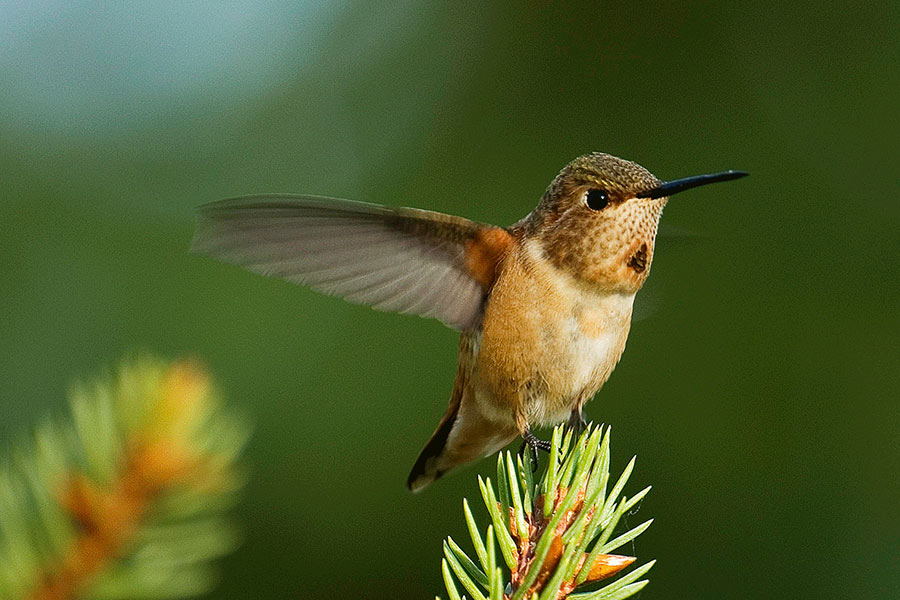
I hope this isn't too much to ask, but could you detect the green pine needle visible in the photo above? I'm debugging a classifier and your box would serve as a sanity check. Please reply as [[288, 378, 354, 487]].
[[0, 356, 249, 600], [464, 498, 489, 570], [439, 424, 653, 600]]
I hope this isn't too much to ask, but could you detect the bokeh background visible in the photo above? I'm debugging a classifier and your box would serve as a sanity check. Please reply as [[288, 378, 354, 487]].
[[1, 2, 897, 599]]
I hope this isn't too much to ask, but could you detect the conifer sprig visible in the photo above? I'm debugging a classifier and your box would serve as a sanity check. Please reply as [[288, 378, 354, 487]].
[[439, 425, 653, 600], [0, 357, 249, 600]]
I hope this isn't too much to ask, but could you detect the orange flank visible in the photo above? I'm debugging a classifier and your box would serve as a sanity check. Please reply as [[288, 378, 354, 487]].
[[464, 227, 516, 289]]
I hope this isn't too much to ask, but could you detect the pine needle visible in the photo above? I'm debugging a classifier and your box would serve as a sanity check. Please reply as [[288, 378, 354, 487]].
[[438, 425, 653, 600], [0, 356, 249, 600]]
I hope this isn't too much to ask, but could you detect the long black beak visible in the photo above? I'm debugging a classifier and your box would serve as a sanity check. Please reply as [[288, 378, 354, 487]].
[[636, 170, 748, 199]]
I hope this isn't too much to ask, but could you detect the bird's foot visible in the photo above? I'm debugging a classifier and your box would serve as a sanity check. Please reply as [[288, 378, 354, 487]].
[[519, 428, 552, 472]]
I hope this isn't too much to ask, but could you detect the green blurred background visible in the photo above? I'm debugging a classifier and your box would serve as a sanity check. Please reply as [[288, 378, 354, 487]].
[[1, 2, 897, 598]]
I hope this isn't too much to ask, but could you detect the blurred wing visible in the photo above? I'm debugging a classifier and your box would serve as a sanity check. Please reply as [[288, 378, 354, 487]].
[[191, 195, 513, 330], [634, 224, 704, 322]]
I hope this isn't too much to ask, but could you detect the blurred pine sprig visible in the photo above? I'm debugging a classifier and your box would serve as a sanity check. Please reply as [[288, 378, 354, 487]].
[[439, 425, 653, 600], [0, 357, 250, 600]]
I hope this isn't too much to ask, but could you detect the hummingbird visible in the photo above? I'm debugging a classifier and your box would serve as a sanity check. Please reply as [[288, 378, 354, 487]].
[[191, 152, 746, 491]]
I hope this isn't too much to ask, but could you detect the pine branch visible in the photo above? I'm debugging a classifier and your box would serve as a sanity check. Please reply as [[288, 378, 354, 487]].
[[0, 357, 250, 600], [439, 425, 654, 600]]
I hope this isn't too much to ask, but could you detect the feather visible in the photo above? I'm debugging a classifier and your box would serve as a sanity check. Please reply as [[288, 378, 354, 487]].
[[192, 195, 512, 330]]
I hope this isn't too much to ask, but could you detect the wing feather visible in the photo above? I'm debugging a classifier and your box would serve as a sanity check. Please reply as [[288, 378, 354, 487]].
[[192, 195, 511, 330]]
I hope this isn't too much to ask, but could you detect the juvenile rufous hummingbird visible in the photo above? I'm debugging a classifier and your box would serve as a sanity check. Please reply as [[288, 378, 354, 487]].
[[192, 152, 746, 491]]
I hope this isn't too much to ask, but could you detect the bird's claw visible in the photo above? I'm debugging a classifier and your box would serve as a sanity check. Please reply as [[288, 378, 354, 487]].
[[520, 428, 551, 471]]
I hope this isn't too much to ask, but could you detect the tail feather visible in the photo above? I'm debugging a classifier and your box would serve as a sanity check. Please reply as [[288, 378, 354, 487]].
[[408, 332, 519, 492], [407, 399, 519, 492], [407, 401, 460, 492]]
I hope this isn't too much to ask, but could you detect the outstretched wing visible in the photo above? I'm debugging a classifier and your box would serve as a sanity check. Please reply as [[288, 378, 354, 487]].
[[191, 195, 513, 330]]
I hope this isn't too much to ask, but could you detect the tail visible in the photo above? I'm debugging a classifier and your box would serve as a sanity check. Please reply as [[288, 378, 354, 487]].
[[408, 334, 519, 492], [407, 397, 518, 493], [407, 400, 460, 492]]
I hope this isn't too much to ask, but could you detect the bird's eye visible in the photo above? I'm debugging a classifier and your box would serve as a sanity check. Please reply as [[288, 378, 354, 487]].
[[585, 188, 610, 211]]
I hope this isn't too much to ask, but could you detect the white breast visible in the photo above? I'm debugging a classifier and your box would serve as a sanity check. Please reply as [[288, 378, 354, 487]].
[[525, 239, 636, 423], [566, 316, 622, 391]]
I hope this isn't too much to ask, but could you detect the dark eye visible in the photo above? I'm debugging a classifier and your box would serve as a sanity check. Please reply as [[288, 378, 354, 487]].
[[585, 188, 610, 211]]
